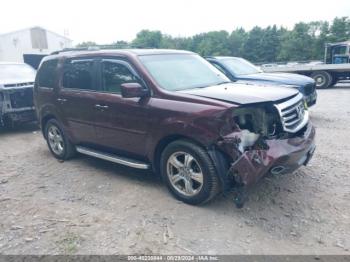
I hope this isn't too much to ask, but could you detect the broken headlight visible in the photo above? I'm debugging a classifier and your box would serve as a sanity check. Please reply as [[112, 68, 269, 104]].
[[232, 105, 281, 139]]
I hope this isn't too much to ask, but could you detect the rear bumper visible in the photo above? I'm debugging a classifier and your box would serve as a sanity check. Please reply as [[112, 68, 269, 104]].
[[227, 123, 316, 186]]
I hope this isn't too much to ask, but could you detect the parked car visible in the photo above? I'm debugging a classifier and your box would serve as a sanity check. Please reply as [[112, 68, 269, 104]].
[[206, 56, 317, 107], [0, 62, 37, 128], [34, 49, 315, 207]]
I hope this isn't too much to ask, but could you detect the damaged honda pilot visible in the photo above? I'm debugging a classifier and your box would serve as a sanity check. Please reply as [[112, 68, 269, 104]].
[[34, 49, 315, 207]]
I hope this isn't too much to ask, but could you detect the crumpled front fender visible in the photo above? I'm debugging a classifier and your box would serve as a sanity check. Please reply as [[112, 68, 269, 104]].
[[219, 123, 316, 187]]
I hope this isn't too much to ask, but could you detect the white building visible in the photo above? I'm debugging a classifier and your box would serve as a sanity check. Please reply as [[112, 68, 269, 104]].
[[0, 26, 72, 67]]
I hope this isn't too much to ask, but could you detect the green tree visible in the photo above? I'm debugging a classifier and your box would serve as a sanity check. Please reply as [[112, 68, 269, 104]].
[[195, 31, 230, 56], [228, 28, 247, 57], [77, 16, 350, 63], [278, 22, 314, 61], [329, 17, 350, 42], [112, 40, 130, 48], [76, 41, 97, 48], [242, 26, 265, 62], [309, 21, 330, 60], [132, 30, 163, 48]]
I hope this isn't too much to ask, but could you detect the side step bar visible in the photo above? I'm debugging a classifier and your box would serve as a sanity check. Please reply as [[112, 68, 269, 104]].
[[76, 146, 149, 170]]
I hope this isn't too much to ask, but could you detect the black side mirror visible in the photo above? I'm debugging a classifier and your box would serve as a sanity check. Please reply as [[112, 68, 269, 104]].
[[121, 83, 149, 98]]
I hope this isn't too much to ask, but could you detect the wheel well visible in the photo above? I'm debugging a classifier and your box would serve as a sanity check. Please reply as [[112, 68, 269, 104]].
[[41, 114, 56, 137], [153, 135, 231, 191], [153, 135, 203, 174]]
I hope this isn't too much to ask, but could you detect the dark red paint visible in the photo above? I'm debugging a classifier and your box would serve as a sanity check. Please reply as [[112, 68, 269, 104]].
[[34, 49, 316, 191]]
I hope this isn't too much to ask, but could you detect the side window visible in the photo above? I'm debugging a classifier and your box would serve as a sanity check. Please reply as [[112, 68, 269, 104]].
[[62, 59, 94, 90], [102, 61, 138, 94], [211, 62, 226, 74], [38, 59, 58, 88]]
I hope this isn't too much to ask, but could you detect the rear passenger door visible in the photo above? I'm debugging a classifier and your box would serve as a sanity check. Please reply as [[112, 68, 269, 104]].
[[56, 58, 99, 144]]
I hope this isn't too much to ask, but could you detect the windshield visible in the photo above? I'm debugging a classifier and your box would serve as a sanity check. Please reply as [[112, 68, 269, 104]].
[[221, 57, 262, 76], [139, 54, 230, 91], [332, 45, 348, 55], [0, 64, 36, 80]]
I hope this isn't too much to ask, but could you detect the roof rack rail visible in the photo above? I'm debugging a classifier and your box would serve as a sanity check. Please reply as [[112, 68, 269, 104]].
[[50, 46, 100, 55]]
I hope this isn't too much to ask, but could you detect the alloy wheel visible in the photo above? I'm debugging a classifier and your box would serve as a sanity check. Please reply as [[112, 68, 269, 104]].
[[166, 151, 204, 196], [47, 125, 64, 155]]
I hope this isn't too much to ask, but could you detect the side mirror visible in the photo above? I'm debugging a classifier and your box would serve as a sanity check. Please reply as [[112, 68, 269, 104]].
[[121, 83, 149, 98]]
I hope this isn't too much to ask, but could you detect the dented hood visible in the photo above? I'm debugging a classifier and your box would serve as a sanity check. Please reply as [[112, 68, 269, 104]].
[[238, 72, 315, 87], [179, 82, 299, 105]]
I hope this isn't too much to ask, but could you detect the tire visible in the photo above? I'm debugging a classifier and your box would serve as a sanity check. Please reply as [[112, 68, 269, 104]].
[[44, 119, 76, 160], [160, 139, 220, 205], [331, 77, 338, 87], [2, 116, 18, 130], [311, 71, 333, 89], [3, 116, 14, 129]]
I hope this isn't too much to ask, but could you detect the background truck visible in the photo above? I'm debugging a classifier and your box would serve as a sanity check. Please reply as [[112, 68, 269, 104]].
[[262, 41, 350, 89]]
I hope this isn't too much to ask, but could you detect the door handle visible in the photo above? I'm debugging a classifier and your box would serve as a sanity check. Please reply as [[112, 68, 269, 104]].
[[57, 98, 67, 103], [94, 104, 109, 110]]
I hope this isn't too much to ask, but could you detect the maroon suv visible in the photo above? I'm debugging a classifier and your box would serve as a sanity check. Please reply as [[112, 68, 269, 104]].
[[34, 49, 316, 206]]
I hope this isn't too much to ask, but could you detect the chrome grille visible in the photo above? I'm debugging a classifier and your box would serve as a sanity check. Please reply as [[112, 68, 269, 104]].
[[275, 93, 308, 133], [4, 82, 34, 88]]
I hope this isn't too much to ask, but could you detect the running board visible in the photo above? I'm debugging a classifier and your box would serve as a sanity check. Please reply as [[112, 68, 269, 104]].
[[76, 146, 149, 169]]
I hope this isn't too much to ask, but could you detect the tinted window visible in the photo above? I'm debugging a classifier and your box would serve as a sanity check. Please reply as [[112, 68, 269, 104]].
[[220, 58, 262, 76], [102, 61, 138, 94], [211, 62, 226, 74], [38, 60, 58, 88], [63, 60, 94, 90], [333, 45, 347, 55]]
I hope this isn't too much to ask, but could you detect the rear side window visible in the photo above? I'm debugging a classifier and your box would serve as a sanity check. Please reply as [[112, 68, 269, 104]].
[[62, 59, 94, 90], [102, 61, 138, 94], [38, 59, 58, 88]]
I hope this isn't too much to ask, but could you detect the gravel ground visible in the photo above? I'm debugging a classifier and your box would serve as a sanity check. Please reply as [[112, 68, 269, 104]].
[[0, 83, 349, 255]]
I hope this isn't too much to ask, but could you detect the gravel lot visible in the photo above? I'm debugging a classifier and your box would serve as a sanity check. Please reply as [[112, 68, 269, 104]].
[[0, 83, 349, 255]]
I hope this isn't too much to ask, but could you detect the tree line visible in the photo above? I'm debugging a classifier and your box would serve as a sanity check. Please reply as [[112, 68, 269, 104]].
[[77, 17, 350, 63]]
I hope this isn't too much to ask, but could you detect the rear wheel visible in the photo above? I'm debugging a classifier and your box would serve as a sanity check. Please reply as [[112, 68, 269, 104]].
[[160, 139, 220, 205], [44, 119, 76, 160], [311, 71, 333, 89]]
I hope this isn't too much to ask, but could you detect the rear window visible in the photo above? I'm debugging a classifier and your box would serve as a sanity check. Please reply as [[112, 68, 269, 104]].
[[38, 59, 58, 88], [62, 59, 94, 90]]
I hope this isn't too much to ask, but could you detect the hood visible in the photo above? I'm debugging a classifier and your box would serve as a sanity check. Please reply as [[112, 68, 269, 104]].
[[0, 78, 34, 85], [179, 82, 299, 105], [238, 72, 314, 86]]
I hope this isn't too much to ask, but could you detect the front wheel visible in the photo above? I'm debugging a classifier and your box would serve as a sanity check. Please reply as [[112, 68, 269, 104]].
[[160, 140, 220, 205]]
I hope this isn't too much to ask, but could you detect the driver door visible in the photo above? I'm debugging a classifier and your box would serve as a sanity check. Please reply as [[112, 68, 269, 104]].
[[93, 59, 151, 157]]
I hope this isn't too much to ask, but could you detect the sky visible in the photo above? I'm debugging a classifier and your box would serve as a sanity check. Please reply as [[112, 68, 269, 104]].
[[1, 0, 350, 44]]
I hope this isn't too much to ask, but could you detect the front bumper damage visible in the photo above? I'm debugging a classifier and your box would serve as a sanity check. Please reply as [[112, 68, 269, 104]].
[[217, 123, 316, 207], [0, 87, 36, 127]]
